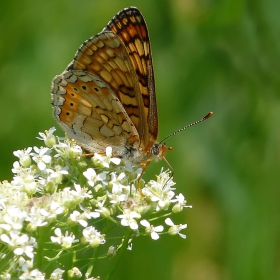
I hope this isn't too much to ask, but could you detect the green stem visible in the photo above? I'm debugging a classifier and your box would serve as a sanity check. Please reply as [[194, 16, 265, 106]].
[[36, 226, 46, 269], [104, 228, 132, 280], [83, 219, 111, 275]]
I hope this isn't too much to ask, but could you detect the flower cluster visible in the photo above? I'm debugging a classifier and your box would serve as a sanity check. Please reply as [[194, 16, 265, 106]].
[[0, 128, 191, 279]]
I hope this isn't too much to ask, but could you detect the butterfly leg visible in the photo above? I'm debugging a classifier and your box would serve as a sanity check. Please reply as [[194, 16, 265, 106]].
[[81, 152, 95, 157], [137, 179, 145, 197], [81, 151, 106, 157]]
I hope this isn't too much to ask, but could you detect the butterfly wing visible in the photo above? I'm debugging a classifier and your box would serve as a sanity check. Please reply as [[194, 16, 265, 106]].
[[104, 7, 158, 147], [51, 69, 139, 155], [51, 7, 159, 162], [66, 7, 158, 150]]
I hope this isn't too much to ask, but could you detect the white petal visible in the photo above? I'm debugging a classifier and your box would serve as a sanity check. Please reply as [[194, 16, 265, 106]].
[[38, 161, 46, 170], [140, 220, 150, 227], [121, 219, 129, 227], [180, 224, 188, 230], [165, 218, 174, 226], [42, 155, 52, 163], [111, 157, 121, 165], [54, 228, 62, 236], [14, 247, 24, 255], [39, 147, 49, 156], [130, 221, 138, 230], [90, 212, 100, 218], [151, 231, 160, 240], [78, 220, 88, 227], [154, 225, 164, 232], [0, 234, 10, 243], [130, 212, 141, 219], [106, 146, 112, 156], [179, 233, 187, 239]]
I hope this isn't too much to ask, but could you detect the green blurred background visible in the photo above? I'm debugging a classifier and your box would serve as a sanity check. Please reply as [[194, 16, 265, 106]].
[[1, 0, 279, 279]]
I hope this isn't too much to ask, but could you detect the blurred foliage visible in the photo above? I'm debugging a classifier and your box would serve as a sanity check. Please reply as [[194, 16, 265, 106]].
[[0, 0, 279, 279]]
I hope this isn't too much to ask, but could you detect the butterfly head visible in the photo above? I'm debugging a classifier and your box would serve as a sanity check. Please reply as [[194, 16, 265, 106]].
[[150, 142, 169, 160]]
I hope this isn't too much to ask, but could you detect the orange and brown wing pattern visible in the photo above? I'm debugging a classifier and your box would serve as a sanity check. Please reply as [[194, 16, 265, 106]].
[[104, 7, 158, 147], [51, 70, 139, 154], [66, 30, 145, 139]]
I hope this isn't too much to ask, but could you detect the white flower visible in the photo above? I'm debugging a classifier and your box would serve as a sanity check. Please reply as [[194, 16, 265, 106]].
[[83, 209, 101, 220], [13, 147, 32, 167], [117, 210, 141, 230], [92, 146, 121, 168], [1, 205, 27, 231], [107, 185, 128, 204], [31, 147, 52, 170], [142, 171, 175, 211], [68, 210, 88, 227], [51, 228, 77, 249], [165, 218, 187, 239], [54, 139, 82, 159], [39, 198, 64, 223], [0, 187, 28, 214], [140, 220, 164, 240], [67, 267, 82, 278], [83, 168, 107, 187], [18, 256, 33, 273], [25, 206, 48, 232], [1, 231, 36, 258], [0, 127, 193, 278], [12, 172, 37, 195], [70, 183, 91, 202], [95, 199, 111, 218], [107, 172, 128, 204], [37, 127, 57, 147], [171, 193, 192, 213], [109, 171, 126, 186], [19, 269, 45, 279], [54, 184, 91, 211], [46, 166, 68, 185], [68, 208, 100, 227], [82, 226, 105, 248], [105, 146, 121, 165], [12, 161, 22, 174], [50, 268, 65, 280], [38, 165, 68, 193], [39, 166, 68, 193]]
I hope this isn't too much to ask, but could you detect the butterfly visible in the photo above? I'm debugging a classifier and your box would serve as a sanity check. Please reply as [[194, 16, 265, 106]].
[[51, 7, 212, 175]]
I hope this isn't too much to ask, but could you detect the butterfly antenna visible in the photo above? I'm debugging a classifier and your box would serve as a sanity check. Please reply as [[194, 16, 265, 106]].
[[160, 112, 213, 144]]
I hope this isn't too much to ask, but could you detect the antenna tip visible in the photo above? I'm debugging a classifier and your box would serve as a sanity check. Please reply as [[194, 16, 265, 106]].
[[168, 146, 173, 151], [204, 111, 214, 120]]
